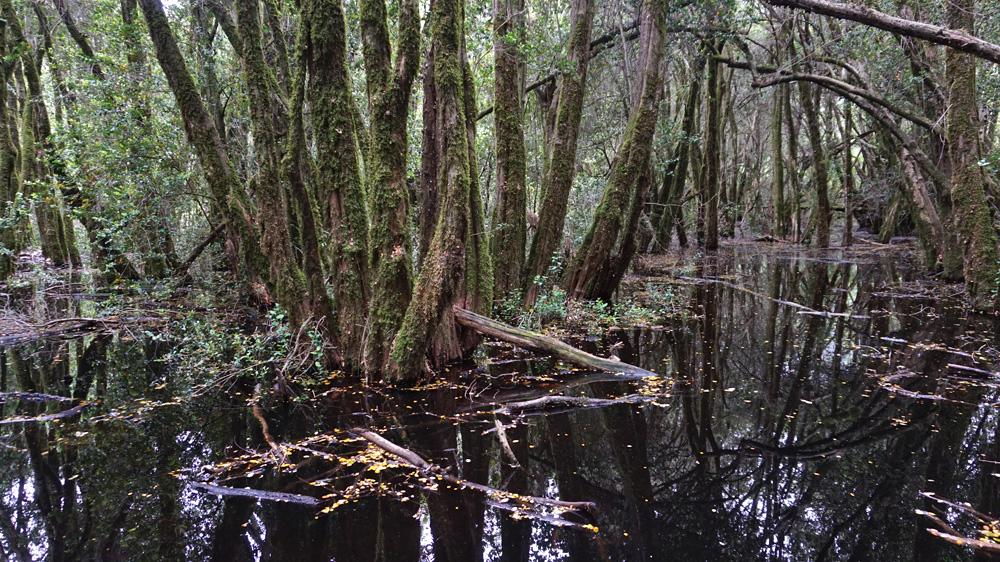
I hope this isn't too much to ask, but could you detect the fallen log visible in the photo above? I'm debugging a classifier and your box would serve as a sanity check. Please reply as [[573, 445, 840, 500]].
[[0, 391, 76, 404], [453, 307, 659, 378]]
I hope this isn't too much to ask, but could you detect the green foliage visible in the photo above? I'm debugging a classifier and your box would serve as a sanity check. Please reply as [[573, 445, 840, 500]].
[[165, 306, 326, 388]]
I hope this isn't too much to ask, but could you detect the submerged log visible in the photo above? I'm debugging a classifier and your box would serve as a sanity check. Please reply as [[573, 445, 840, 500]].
[[453, 307, 659, 378], [352, 428, 596, 520]]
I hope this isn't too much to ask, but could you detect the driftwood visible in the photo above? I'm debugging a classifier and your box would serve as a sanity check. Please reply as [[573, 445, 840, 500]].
[[188, 481, 321, 506], [453, 307, 658, 378], [352, 428, 596, 522]]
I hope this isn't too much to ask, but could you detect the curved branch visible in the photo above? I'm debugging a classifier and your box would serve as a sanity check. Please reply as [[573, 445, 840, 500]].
[[762, 0, 1000, 65], [719, 57, 939, 134]]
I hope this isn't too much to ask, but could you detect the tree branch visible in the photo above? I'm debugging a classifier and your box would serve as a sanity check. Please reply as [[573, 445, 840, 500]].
[[763, 0, 1000, 64]]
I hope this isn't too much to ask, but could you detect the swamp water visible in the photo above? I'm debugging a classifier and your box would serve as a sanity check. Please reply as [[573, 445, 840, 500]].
[[1, 246, 998, 561]]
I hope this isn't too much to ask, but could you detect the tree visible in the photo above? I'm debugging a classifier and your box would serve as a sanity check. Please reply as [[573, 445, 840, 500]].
[[388, 0, 493, 381], [360, 0, 421, 372], [522, 0, 595, 306], [490, 0, 528, 303], [563, 0, 666, 301], [944, 0, 998, 305]]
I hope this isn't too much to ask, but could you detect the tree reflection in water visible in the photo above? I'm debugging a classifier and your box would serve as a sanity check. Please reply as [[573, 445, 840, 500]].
[[1, 247, 998, 561]]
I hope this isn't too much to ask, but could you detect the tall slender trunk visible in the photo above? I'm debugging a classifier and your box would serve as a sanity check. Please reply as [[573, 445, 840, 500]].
[[770, 87, 787, 237], [703, 40, 723, 251], [521, 0, 594, 306], [654, 62, 703, 251], [563, 0, 665, 301], [945, 0, 998, 305], [0, 20, 16, 281], [361, 0, 421, 372], [842, 103, 854, 246], [489, 0, 527, 303], [2, 0, 77, 268], [798, 80, 831, 247], [306, 0, 371, 360]]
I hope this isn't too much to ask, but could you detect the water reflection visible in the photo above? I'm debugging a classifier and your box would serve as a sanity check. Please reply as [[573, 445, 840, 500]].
[[1, 247, 998, 561]]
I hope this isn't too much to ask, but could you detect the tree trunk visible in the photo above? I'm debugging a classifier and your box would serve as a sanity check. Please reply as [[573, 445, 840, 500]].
[[521, 0, 595, 306], [306, 0, 371, 360], [703, 40, 723, 251], [945, 0, 998, 306], [563, 0, 665, 301], [0, 20, 16, 281], [770, 87, 787, 237], [388, 0, 492, 381], [2, 0, 77, 269], [489, 0, 527, 303], [360, 0, 421, 372], [798, 80, 831, 247], [653, 63, 702, 251], [842, 103, 854, 246]]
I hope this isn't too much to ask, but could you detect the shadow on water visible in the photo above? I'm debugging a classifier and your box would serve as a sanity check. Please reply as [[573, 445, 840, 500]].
[[1, 246, 999, 561]]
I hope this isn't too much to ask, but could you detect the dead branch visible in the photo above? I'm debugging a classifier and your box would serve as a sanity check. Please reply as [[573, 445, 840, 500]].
[[0, 403, 89, 425], [0, 391, 76, 404], [188, 481, 322, 506], [762, 0, 1000, 65], [497, 393, 655, 416], [454, 307, 659, 378], [351, 428, 596, 516]]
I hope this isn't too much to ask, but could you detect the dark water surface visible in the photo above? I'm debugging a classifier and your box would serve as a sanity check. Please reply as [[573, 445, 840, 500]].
[[2, 246, 999, 561]]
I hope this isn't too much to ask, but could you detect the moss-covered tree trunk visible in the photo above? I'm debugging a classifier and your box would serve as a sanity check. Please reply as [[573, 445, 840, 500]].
[[236, 0, 336, 340], [0, 20, 16, 281], [770, 87, 787, 238], [652, 61, 703, 252], [945, 0, 998, 306], [388, 0, 492, 381], [842, 103, 853, 247], [489, 0, 527, 303], [306, 0, 371, 361], [798, 80, 831, 247], [359, 0, 420, 372], [521, 0, 594, 306], [562, 0, 665, 301], [703, 41, 723, 251], [139, 0, 257, 278], [2, 0, 77, 269], [418, 26, 439, 266]]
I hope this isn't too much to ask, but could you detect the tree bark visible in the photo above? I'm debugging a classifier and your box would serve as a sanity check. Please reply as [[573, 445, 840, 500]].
[[798, 79, 831, 247], [388, 0, 492, 381], [489, 0, 528, 303], [944, 0, 998, 305], [703, 41, 723, 251], [770, 86, 788, 237], [762, 0, 1000, 65], [360, 0, 421, 372], [306, 0, 371, 360], [563, 0, 665, 301], [522, 0, 595, 306]]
